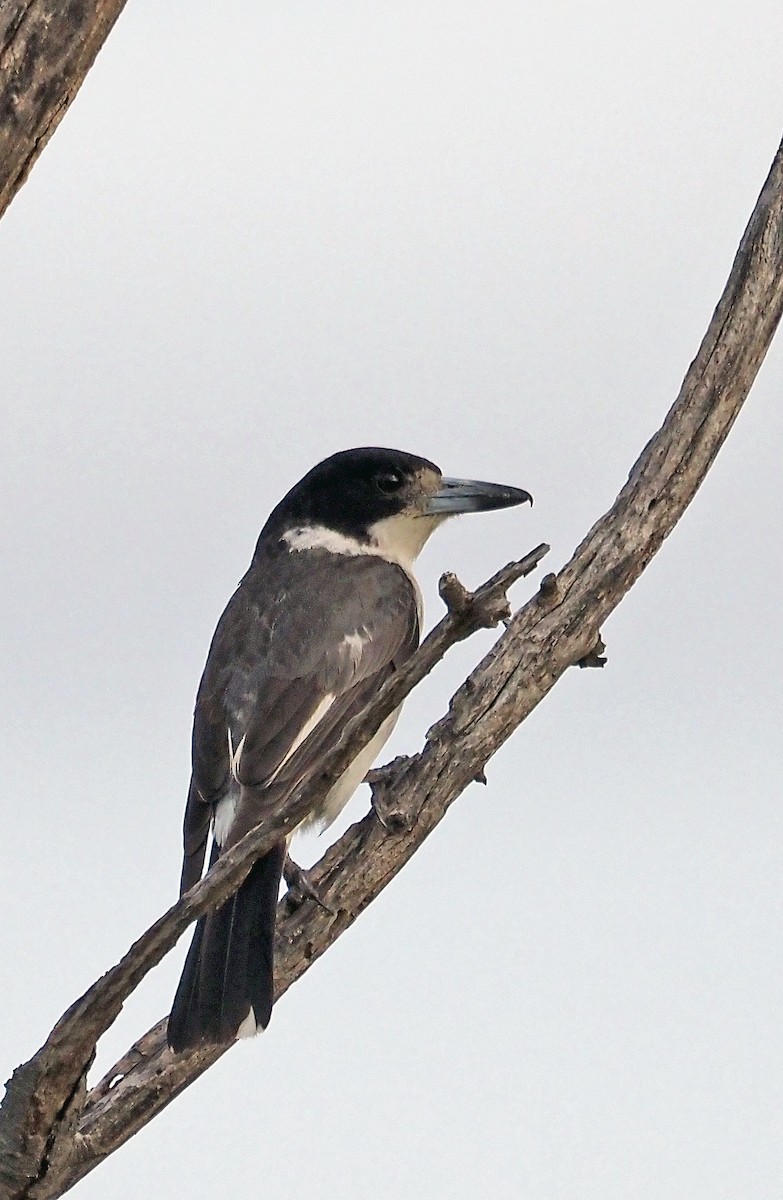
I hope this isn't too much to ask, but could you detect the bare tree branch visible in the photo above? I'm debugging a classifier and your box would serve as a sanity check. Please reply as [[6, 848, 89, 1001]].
[[2, 129, 780, 1197], [0, 0, 129, 219], [0, 548, 549, 1198], [1, 67, 781, 1200]]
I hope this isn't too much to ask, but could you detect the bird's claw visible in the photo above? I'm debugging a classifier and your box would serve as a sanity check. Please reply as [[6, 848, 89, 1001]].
[[283, 856, 334, 914]]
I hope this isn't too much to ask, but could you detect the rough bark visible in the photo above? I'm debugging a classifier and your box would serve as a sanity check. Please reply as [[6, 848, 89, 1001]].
[[1, 131, 781, 1198], [0, 549, 549, 1198], [0, 0, 129, 218]]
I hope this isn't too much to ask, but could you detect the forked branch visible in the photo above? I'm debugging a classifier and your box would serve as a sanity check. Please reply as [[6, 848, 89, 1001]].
[[0, 31, 781, 1194]]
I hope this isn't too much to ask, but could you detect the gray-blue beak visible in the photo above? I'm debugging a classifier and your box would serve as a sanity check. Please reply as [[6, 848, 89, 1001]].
[[425, 476, 533, 516]]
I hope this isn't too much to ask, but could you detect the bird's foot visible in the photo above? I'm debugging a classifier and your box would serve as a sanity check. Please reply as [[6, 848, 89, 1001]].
[[283, 855, 334, 914], [366, 756, 413, 832]]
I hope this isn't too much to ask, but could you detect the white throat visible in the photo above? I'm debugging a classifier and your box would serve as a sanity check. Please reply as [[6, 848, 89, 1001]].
[[281, 513, 443, 573], [366, 512, 443, 570], [281, 513, 444, 625]]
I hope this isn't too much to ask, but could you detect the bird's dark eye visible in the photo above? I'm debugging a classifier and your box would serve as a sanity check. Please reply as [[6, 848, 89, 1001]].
[[375, 470, 404, 495]]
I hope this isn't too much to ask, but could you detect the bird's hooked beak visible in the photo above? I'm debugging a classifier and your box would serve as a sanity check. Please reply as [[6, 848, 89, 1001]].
[[424, 477, 533, 516]]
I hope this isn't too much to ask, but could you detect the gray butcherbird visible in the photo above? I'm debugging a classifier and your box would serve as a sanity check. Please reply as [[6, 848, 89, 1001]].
[[168, 447, 531, 1052]]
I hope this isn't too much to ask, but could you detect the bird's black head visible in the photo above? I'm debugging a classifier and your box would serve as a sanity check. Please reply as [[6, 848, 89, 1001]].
[[266, 447, 439, 539], [259, 446, 532, 564]]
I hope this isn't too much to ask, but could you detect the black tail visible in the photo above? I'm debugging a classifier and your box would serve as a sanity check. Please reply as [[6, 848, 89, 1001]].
[[167, 841, 286, 1052]]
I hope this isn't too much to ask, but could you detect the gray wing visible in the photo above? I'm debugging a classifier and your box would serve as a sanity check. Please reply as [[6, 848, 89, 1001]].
[[180, 550, 418, 891]]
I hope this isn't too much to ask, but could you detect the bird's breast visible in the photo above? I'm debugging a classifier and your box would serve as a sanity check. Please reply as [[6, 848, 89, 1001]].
[[298, 706, 402, 834]]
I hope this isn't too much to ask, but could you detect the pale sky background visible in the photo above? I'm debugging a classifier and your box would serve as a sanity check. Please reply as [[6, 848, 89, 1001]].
[[2, 3, 783, 1197]]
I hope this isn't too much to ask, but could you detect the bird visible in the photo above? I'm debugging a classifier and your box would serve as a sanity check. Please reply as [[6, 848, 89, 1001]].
[[167, 446, 532, 1052]]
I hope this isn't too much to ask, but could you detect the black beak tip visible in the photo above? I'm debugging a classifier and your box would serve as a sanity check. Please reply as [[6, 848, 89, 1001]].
[[499, 486, 533, 510]]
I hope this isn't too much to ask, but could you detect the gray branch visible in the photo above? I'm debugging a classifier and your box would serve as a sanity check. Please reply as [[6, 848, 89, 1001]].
[[0, 548, 549, 1198], [0, 13, 781, 1190], [0, 1, 129, 219], [2, 130, 781, 1197]]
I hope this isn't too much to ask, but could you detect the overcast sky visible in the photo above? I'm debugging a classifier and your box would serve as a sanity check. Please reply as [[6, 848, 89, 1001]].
[[2, 3, 783, 1197]]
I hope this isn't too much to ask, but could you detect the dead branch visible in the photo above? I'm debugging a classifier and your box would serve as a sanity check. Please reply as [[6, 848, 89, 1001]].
[[0, 2, 129, 219], [0, 547, 548, 1198], [0, 30, 781, 1193], [1, 131, 781, 1198]]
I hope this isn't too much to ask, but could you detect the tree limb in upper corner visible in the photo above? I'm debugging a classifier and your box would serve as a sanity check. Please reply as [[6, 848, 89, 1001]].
[[0, 131, 781, 1198], [0, 1, 130, 220]]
